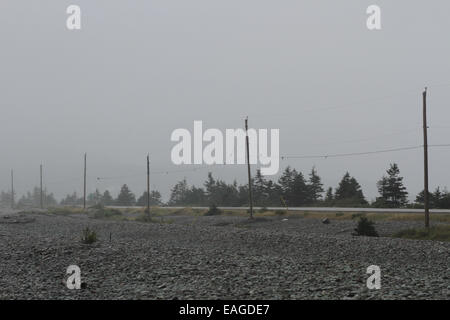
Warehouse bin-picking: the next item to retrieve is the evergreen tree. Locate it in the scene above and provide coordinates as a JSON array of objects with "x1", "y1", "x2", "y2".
[
  {"x1": 116, "y1": 184, "x2": 136, "y2": 206},
  {"x1": 278, "y1": 167, "x2": 310, "y2": 206},
  {"x1": 334, "y1": 172, "x2": 367, "y2": 206},
  {"x1": 254, "y1": 169, "x2": 268, "y2": 206},
  {"x1": 137, "y1": 190, "x2": 162, "y2": 206},
  {"x1": 265, "y1": 180, "x2": 281, "y2": 206},
  {"x1": 0, "y1": 191, "x2": 13, "y2": 207},
  {"x1": 278, "y1": 167, "x2": 295, "y2": 196},
  {"x1": 101, "y1": 190, "x2": 114, "y2": 205},
  {"x1": 204, "y1": 172, "x2": 217, "y2": 204},
  {"x1": 416, "y1": 187, "x2": 450, "y2": 209},
  {"x1": 187, "y1": 186, "x2": 207, "y2": 206},
  {"x1": 307, "y1": 167, "x2": 324, "y2": 202},
  {"x1": 87, "y1": 189, "x2": 102, "y2": 206},
  {"x1": 43, "y1": 189, "x2": 57, "y2": 207},
  {"x1": 169, "y1": 179, "x2": 190, "y2": 205},
  {"x1": 60, "y1": 192, "x2": 82, "y2": 206},
  {"x1": 325, "y1": 187, "x2": 334, "y2": 204},
  {"x1": 290, "y1": 171, "x2": 310, "y2": 206},
  {"x1": 376, "y1": 163, "x2": 408, "y2": 207}
]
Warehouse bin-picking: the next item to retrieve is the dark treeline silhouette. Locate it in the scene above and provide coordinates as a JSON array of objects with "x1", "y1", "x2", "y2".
[
  {"x1": 165, "y1": 163, "x2": 449, "y2": 209},
  {"x1": 58, "y1": 185, "x2": 162, "y2": 207},
  {"x1": 0, "y1": 187, "x2": 57, "y2": 209},
  {"x1": 2, "y1": 163, "x2": 450, "y2": 209},
  {"x1": 166, "y1": 167, "x2": 370, "y2": 208}
]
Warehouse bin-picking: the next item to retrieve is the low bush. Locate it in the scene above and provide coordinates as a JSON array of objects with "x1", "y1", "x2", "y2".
[
  {"x1": 81, "y1": 227, "x2": 98, "y2": 244},
  {"x1": 205, "y1": 204, "x2": 222, "y2": 216},
  {"x1": 353, "y1": 217, "x2": 378, "y2": 237}
]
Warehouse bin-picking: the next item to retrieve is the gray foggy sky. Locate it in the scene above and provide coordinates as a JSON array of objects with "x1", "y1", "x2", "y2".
[{"x1": 1, "y1": 0, "x2": 450, "y2": 202}]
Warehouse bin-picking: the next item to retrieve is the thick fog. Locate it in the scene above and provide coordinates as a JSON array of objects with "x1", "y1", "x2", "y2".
[{"x1": 1, "y1": 0, "x2": 450, "y2": 202}]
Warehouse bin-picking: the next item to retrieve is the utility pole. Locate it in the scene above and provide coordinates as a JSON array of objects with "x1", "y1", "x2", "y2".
[
  {"x1": 245, "y1": 117, "x2": 254, "y2": 219},
  {"x1": 423, "y1": 87, "x2": 430, "y2": 228},
  {"x1": 146, "y1": 154, "x2": 150, "y2": 215},
  {"x1": 83, "y1": 153, "x2": 87, "y2": 210},
  {"x1": 11, "y1": 169, "x2": 14, "y2": 209},
  {"x1": 40, "y1": 164, "x2": 43, "y2": 209}
]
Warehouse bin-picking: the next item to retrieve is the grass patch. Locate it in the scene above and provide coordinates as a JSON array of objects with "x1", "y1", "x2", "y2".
[
  {"x1": 393, "y1": 225, "x2": 450, "y2": 242},
  {"x1": 135, "y1": 213, "x2": 174, "y2": 224},
  {"x1": 80, "y1": 206, "x2": 450, "y2": 223},
  {"x1": 81, "y1": 227, "x2": 98, "y2": 244},
  {"x1": 47, "y1": 207, "x2": 85, "y2": 215},
  {"x1": 91, "y1": 207, "x2": 123, "y2": 219},
  {"x1": 167, "y1": 207, "x2": 205, "y2": 216}
]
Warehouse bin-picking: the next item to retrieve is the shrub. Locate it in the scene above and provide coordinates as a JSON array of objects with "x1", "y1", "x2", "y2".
[
  {"x1": 81, "y1": 227, "x2": 98, "y2": 244},
  {"x1": 353, "y1": 217, "x2": 378, "y2": 237},
  {"x1": 205, "y1": 204, "x2": 222, "y2": 216},
  {"x1": 275, "y1": 210, "x2": 286, "y2": 216}
]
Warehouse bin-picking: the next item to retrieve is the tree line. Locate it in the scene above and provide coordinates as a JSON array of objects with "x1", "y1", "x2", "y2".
[{"x1": 1, "y1": 163, "x2": 450, "y2": 209}]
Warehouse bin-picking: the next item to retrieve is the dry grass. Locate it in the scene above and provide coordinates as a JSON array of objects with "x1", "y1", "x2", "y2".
[
  {"x1": 161, "y1": 207, "x2": 450, "y2": 223},
  {"x1": 47, "y1": 207, "x2": 85, "y2": 215},
  {"x1": 393, "y1": 225, "x2": 450, "y2": 242},
  {"x1": 42, "y1": 206, "x2": 450, "y2": 223}
]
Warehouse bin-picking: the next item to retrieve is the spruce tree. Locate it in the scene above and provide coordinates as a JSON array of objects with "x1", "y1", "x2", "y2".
[
  {"x1": 376, "y1": 163, "x2": 408, "y2": 207},
  {"x1": 308, "y1": 167, "x2": 324, "y2": 202},
  {"x1": 116, "y1": 184, "x2": 136, "y2": 206},
  {"x1": 325, "y1": 187, "x2": 334, "y2": 204},
  {"x1": 101, "y1": 190, "x2": 114, "y2": 205},
  {"x1": 137, "y1": 190, "x2": 162, "y2": 206},
  {"x1": 335, "y1": 172, "x2": 367, "y2": 206}
]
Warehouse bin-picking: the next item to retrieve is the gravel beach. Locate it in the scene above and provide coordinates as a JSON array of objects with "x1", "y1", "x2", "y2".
[{"x1": 0, "y1": 210, "x2": 448, "y2": 300}]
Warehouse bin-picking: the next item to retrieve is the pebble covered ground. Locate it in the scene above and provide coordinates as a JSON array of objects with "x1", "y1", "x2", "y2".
[{"x1": 0, "y1": 210, "x2": 448, "y2": 300}]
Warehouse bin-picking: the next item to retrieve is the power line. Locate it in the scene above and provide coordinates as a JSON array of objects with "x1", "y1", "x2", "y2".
[
  {"x1": 281, "y1": 146, "x2": 423, "y2": 160},
  {"x1": 96, "y1": 164, "x2": 228, "y2": 181},
  {"x1": 282, "y1": 144, "x2": 450, "y2": 160},
  {"x1": 304, "y1": 127, "x2": 420, "y2": 148},
  {"x1": 251, "y1": 86, "x2": 431, "y2": 119},
  {"x1": 429, "y1": 144, "x2": 450, "y2": 148},
  {"x1": 17, "y1": 144, "x2": 450, "y2": 185}
]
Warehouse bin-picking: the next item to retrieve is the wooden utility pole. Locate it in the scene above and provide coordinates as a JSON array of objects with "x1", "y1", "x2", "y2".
[
  {"x1": 11, "y1": 169, "x2": 14, "y2": 209},
  {"x1": 83, "y1": 153, "x2": 87, "y2": 210},
  {"x1": 40, "y1": 164, "x2": 43, "y2": 209},
  {"x1": 423, "y1": 88, "x2": 430, "y2": 228},
  {"x1": 245, "y1": 117, "x2": 254, "y2": 219},
  {"x1": 146, "y1": 154, "x2": 150, "y2": 215}
]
